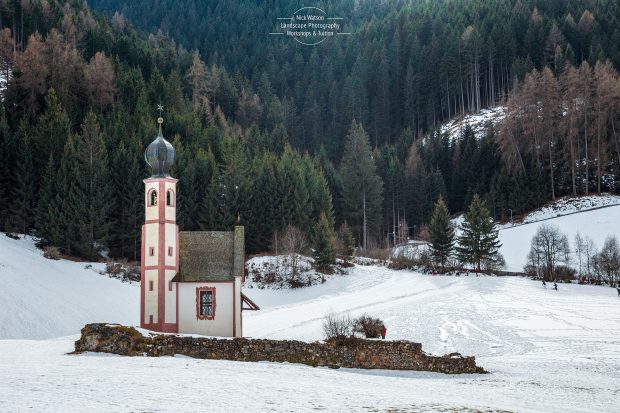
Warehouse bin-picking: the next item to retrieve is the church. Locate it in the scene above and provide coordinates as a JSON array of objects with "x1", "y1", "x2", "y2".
[{"x1": 140, "y1": 116, "x2": 259, "y2": 337}]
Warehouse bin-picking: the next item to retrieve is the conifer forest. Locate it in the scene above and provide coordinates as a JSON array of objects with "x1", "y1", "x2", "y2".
[{"x1": 2, "y1": 0, "x2": 620, "y2": 260}]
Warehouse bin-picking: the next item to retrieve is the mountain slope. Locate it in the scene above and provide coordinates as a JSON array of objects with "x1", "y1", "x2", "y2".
[{"x1": 0, "y1": 234, "x2": 137, "y2": 339}]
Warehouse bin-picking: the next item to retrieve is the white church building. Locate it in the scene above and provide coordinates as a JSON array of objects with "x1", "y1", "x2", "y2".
[{"x1": 140, "y1": 117, "x2": 258, "y2": 337}]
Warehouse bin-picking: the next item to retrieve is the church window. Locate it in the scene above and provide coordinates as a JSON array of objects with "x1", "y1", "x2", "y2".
[
  {"x1": 166, "y1": 189, "x2": 174, "y2": 206},
  {"x1": 148, "y1": 189, "x2": 158, "y2": 206},
  {"x1": 196, "y1": 287, "x2": 216, "y2": 320}
]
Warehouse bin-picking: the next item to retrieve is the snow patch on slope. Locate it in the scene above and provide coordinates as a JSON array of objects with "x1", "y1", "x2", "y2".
[
  {"x1": 0, "y1": 234, "x2": 137, "y2": 339},
  {"x1": 440, "y1": 106, "x2": 506, "y2": 140}
]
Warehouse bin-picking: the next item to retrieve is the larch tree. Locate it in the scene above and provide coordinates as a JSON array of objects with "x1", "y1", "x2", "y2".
[
  {"x1": 84, "y1": 51, "x2": 116, "y2": 111},
  {"x1": 14, "y1": 32, "x2": 47, "y2": 120}
]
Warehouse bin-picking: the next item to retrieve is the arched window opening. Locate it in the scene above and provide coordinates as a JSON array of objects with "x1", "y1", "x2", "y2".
[
  {"x1": 148, "y1": 190, "x2": 158, "y2": 206},
  {"x1": 166, "y1": 189, "x2": 174, "y2": 206}
]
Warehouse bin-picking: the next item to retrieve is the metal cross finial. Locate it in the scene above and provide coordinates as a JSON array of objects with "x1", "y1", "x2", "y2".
[{"x1": 156, "y1": 104, "x2": 164, "y2": 133}]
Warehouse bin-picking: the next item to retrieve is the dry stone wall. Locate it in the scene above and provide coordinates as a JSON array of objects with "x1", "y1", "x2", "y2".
[{"x1": 74, "y1": 324, "x2": 485, "y2": 374}]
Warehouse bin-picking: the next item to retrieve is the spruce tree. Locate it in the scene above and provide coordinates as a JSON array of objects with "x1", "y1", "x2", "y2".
[
  {"x1": 10, "y1": 122, "x2": 35, "y2": 233},
  {"x1": 74, "y1": 112, "x2": 111, "y2": 258},
  {"x1": 56, "y1": 134, "x2": 81, "y2": 255},
  {"x1": 340, "y1": 120, "x2": 383, "y2": 249},
  {"x1": 313, "y1": 211, "x2": 336, "y2": 272},
  {"x1": 35, "y1": 154, "x2": 60, "y2": 244},
  {"x1": 456, "y1": 194, "x2": 502, "y2": 271},
  {"x1": 337, "y1": 221, "x2": 355, "y2": 265},
  {"x1": 429, "y1": 196, "x2": 454, "y2": 271}
]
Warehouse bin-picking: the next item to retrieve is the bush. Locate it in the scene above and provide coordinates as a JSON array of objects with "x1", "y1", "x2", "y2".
[
  {"x1": 352, "y1": 314, "x2": 385, "y2": 338},
  {"x1": 105, "y1": 261, "x2": 140, "y2": 282},
  {"x1": 43, "y1": 246, "x2": 61, "y2": 260},
  {"x1": 322, "y1": 312, "x2": 352, "y2": 340}
]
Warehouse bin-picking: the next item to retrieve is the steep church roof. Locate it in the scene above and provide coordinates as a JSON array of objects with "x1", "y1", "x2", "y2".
[{"x1": 173, "y1": 226, "x2": 245, "y2": 282}]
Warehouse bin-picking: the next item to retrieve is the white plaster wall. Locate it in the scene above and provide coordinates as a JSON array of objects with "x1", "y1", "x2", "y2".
[
  {"x1": 164, "y1": 224, "x2": 176, "y2": 267},
  {"x1": 165, "y1": 269, "x2": 177, "y2": 324},
  {"x1": 144, "y1": 223, "x2": 159, "y2": 267},
  {"x1": 235, "y1": 277, "x2": 242, "y2": 337},
  {"x1": 144, "y1": 269, "x2": 158, "y2": 324},
  {"x1": 177, "y1": 282, "x2": 235, "y2": 337}
]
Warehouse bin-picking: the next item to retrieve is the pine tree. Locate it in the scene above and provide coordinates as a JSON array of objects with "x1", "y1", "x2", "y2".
[
  {"x1": 340, "y1": 120, "x2": 383, "y2": 249},
  {"x1": 313, "y1": 211, "x2": 336, "y2": 272},
  {"x1": 429, "y1": 196, "x2": 454, "y2": 271},
  {"x1": 456, "y1": 194, "x2": 502, "y2": 271}
]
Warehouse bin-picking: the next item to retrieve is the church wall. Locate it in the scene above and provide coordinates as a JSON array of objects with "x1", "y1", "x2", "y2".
[
  {"x1": 144, "y1": 223, "x2": 158, "y2": 267},
  {"x1": 144, "y1": 269, "x2": 158, "y2": 324},
  {"x1": 164, "y1": 269, "x2": 177, "y2": 324},
  {"x1": 177, "y1": 282, "x2": 236, "y2": 337},
  {"x1": 234, "y1": 276, "x2": 242, "y2": 337},
  {"x1": 164, "y1": 224, "x2": 176, "y2": 267}
]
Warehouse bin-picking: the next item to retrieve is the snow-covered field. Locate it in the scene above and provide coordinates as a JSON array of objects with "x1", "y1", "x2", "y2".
[{"x1": 1, "y1": 233, "x2": 620, "y2": 411}]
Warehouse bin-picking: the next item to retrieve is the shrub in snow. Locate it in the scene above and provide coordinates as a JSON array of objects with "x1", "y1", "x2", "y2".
[
  {"x1": 43, "y1": 245, "x2": 61, "y2": 260},
  {"x1": 105, "y1": 261, "x2": 140, "y2": 283},
  {"x1": 322, "y1": 312, "x2": 353, "y2": 340},
  {"x1": 352, "y1": 315, "x2": 385, "y2": 339}
]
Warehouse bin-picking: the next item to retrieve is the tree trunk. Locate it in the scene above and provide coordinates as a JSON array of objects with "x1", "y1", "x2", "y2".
[{"x1": 362, "y1": 191, "x2": 367, "y2": 250}]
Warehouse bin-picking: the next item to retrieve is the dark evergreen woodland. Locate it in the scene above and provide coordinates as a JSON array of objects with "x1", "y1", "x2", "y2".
[{"x1": 1, "y1": 0, "x2": 620, "y2": 260}]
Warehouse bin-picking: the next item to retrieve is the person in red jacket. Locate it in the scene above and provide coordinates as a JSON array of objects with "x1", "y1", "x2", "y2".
[{"x1": 380, "y1": 325, "x2": 387, "y2": 340}]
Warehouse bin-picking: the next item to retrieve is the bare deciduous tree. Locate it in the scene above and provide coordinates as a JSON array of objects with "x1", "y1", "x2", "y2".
[
  {"x1": 280, "y1": 225, "x2": 308, "y2": 281},
  {"x1": 593, "y1": 236, "x2": 620, "y2": 287},
  {"x1": 527, "y1": 224, "x2": 570, "y2": 281}
]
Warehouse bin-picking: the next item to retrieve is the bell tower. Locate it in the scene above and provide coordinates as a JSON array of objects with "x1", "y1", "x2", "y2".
[{"x1": 141, "y1": 114, "x2": 179, "y2": 332}]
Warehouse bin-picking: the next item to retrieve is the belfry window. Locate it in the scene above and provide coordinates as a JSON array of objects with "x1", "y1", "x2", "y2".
[
  {"x1": 148, "y1": 190, "x2": 158, "y2": 206},
  {"x1": 166, "y1": 189, "x2": 174, "y2": 206}
]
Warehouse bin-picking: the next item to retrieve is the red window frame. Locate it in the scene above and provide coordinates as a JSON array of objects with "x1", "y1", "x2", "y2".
[{"x1": 195, "y1": 287, "x2": 216, "y2": 320}]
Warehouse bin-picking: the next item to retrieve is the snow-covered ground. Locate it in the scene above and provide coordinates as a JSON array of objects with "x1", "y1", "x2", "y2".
[
  {"x1": 440, "y1": 106, "x2": 506, "y2": 141},
  {"x1": 0, "y1": 234, "x2": 137, "y2": 339},
  {"x1": 1, "y1": 233, "x2": 620, "y2": 411}
]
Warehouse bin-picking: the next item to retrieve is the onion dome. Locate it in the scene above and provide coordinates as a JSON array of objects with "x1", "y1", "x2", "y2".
[{"x1": 145, "y1": 117, "x2": 175, "y2": 178}]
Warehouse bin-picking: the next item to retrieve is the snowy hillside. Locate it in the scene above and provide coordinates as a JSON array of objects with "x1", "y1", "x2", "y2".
[
  {"x1": 0, "y1": 234, "x2": 137, "y2": 339},
  {"x1": 440, "y1": 106, "x2": 506, "y2": 140},
  {"x1": 496, "y1": 194, "x2": 620, "y2": 272}
]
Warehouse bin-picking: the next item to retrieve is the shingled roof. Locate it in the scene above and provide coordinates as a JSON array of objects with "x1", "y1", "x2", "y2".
[{"x1": 173, "y1": 226, "x2": 244, "y2": 282}]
